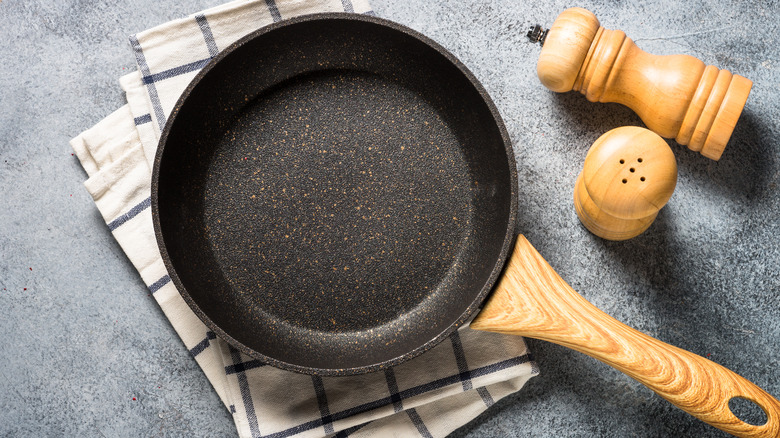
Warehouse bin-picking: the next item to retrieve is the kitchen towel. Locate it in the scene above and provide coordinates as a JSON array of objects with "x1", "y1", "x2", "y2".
[{"x1": 71, "y1": 1, "x2": 539, "y2": 437}]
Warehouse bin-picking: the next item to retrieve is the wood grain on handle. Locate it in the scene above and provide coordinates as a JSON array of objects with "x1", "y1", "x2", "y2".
[{"x1": 471, "y1": 235, "x2": 780, "y2": 437}]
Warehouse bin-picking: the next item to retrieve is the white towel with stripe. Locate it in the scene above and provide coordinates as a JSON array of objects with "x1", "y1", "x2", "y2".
[{"x1": 71, "y1": 1, "x2": 539, "y2": 437}]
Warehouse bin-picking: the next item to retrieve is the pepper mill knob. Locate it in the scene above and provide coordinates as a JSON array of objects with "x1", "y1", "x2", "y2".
[
  {"x1": 536, "y1": 7, "x2": 752, "y2": 161},
  {"x1": 574, "y1": 126, "x2": 677, "y2": 241}
]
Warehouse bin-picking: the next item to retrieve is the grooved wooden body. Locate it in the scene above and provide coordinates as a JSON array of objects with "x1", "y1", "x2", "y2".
[
  {"x1": 472, "y1": 236, "x2": 780, "y2": 437},
  {"x1": 537, "y1": 7, "x2": 752, "y2": 160},
  {"x1": 574, "y1": 173, "x2": 656, "y2": 240}
]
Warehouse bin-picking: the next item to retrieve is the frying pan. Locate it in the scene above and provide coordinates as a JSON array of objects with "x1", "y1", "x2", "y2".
[{"x1": 152, "y1": 13, "x2": 780, "y2": 437}]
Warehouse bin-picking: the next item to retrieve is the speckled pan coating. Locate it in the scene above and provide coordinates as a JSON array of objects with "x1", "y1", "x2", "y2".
[{"x1": 152, "y1": 13, "x2": 517, "y2": 376}]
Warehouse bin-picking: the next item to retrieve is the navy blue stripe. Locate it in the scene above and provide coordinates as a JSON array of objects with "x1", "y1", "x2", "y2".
[
  {"x1": 265, "y1": 0, "x2": 282, "y2": 22},
  {"x1": 450, "y1": 331, "x2": 473, "y2": 391},
  {"x1": 477, "y1": 387, "x2": 495, "y2": 407},
  {"x1": 189, "y1": 338, "x2": 210, "y2": 357},
  {"x1": 129, "y1": 35, "x2": 167, "y2": 131},
  {"x1": 406, "y1": 408, "x2": 433, "y2": 438},
  {"x1": 133, "y1": 113, "x2": 152, "y2": 125},
  {"x1": 194, "y1": 14, "x2": 219, "y2": 58},
  {"x1": 141, "y1": 58, "x2": 211, "y2": 85},
  {"x1": 229, "y1": 346, "x2": 261, "y2": 437},
  {"x1": 334, "y1": 423, "x2": 366, "y2": 437},
  {"x1": 148, "y1": 274, "x2": 170, "y2": 294},
  {"x1": 262, "y1": 354, "x2": 533, "y2": 438},
  {"x1": 225, "y1": 359, "x2": 266, "y2": 375},
  {"x1": 340, "y1": 0, "x2": 354, "y2": 12},
  {"x1": 383, "y1": 368, "x2": 403, "y2": 413},
  {"x1": 529, "y1": 352, "x2": 539, "y2": 375},
  {"x1": 311, "y1": 375, "x2": 334, "y2": 434},
  {"x1": 189, "y1": 331, "x2": 216, "y2": 357},
  {"x1": 107, "y1": 197, "x2": 151, "y2": 231}
]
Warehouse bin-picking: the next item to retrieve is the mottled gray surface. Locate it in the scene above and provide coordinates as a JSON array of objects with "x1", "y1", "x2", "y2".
[{"x1": 0, "y1": 0, "x2": 778, "y2": 437}]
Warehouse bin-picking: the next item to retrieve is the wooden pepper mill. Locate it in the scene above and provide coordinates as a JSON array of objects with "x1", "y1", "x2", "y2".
[
  {"x1": 530, "y1": 7, "x2": 752, "y2": 161},
  {"x1": 574, "y1": 126, "x2": 677, "y2": 240}
]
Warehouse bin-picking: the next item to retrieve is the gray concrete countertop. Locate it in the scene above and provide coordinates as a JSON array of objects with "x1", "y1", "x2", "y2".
[{"x1": 1, "y1": 0, "x2": 778, "y2": 436}]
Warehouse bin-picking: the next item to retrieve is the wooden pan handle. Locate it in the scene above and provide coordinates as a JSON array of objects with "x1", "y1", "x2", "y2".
[{"x1": 471, "y1": 235, "x2": 780, "y2": 437}]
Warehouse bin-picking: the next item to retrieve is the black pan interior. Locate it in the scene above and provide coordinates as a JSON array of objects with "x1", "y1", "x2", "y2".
[{"x1": 153, "y1": 14, "x2": 517, "y2": 375}]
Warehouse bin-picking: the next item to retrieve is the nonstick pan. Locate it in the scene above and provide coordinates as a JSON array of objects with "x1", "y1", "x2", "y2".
[{"x1": 152, "y1": 14, "x2": 780, "y2": 437}]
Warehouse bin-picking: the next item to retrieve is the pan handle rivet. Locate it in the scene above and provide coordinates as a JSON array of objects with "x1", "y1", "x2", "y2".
[{"x1": 573, "y1": 126, "x2": 677, "y2": 241}]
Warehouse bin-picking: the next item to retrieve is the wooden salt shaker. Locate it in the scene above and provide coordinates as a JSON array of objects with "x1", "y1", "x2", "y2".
[
  {"x1": 574, "y1": 126, "x2": 677, "y2": 241},
  {"x1": 530, "y1": 7, "x2": 752, "y2": 160}
]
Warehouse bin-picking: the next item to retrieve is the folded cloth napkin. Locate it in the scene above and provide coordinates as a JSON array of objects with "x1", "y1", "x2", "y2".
[{"x1": 71, "y1": 1, "x2": 539, "y2": 437}]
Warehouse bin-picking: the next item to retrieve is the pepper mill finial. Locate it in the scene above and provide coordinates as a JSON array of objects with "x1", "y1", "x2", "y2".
[
  {"x1": 526, "y1": 24, "x2": 548, "y2": 45},
  {"x1": 535, "y1": 7, "x2": 752, "y2": 161}
]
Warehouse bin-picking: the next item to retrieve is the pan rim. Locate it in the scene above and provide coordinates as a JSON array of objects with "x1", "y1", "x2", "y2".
[{"x1": 151, "y1": 12, "x2": 518, "y2": 376}]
